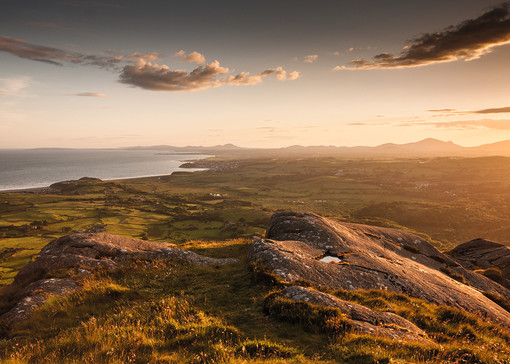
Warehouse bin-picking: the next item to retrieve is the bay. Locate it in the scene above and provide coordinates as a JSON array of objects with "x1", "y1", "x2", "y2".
[{"x1": 0, "y1": 149, "x2": 209, "y2": 191}]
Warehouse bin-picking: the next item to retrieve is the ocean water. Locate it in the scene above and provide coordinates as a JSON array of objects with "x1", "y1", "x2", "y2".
[{"x1": 0, "y1": 149, "x2": 209, "y2": 191}]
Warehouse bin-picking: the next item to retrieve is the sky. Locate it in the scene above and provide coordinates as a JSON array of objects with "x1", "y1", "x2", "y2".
[{"x1": 1, "y1": 0, "x2": 510, "y2": 148}]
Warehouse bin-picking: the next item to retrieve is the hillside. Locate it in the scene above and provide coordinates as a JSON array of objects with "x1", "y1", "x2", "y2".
[
  {"x1": 2, "y1": 156, "x2": 510, "y2": 362},
  {"x1": 2, "y1": 212, "x2": 510, "y2": 362}
]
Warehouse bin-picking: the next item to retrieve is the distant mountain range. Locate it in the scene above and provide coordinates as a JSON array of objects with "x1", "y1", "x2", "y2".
[{"x1": 126, "y1": 138, "x2": 510, "y2": 158}]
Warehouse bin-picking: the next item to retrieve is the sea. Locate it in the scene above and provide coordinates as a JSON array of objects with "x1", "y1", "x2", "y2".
[{"x1": 0, "y1": 149, "x2": 210, "y2": 191}]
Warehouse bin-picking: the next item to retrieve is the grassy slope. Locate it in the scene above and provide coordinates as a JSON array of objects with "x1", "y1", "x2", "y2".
[{"x1": 1, "y1": 240, "x2": 509, "y2": 363}]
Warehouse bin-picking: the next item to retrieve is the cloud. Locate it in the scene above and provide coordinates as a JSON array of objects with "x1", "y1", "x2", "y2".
[
  {"x1": 428, "y1": 106, "x2": 510, "y2": 115},
  {"x1": 174, "y1": 50, "x2": 206, "y2": 64},
  {"x1": 420, "y1": 119, "x2": 510, "y2": 130},
  {"x1": 119, "y1": 60, "x2": 299, "y2": 91},
  {"x1": 0, "y1": 35, "x2": 122, "y2": 69},
  {"x1": 287, "y1": 71, "x2": 300, "y2": 80},
  {"x1": 128, "y1": 52, "x2": 160, "y2": 62},
  {"x1": 304, "y1": 54, "x2": 318, "y2": 63},
  {"x1": 427, "y1": 108, "x2": 458, "y2": 113},
  {"x1": 0, "y1": 76, "x2": 32, "y2": 96},
  {"x1": 341, "y1": 3, "x2": 510, "y2": 69},
  {"x1": 0, "y1": 36, "x2": 299, "y2": 92},
  {"x1": 70, "y1": 92, "x2": 106, "y2": 97},
  {"x1": 473, "y1": 106, "x2": 510, "y2": 114},
  {"x1": 0, "y1": 36, "x2": 70, "y2": 66},
  {"x1": 120, "y1": 60, "x2": 229, "y2": 91}
]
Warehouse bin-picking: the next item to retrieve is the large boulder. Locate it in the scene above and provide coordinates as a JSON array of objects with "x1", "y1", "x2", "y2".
[
  {"x1": 447, "y1": 238, "x2": 510, "y2": 287},
  {"x1": 15, "y1": 233, "x2": 237, "y2": 285},
  {"x1": 250, "y1": 212, "x2": 510, "y2": 328},
  {"x1": 2, "y1": 233, "x2": 237, "y2": 324}
]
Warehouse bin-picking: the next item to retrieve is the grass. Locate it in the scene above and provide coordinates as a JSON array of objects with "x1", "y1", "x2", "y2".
[
  {"x1": 0, "y1": 243, "x2": 315, "y2": 363},
  {"x1": 2, "y1": 242, "x2": 510, "y2": 363}
]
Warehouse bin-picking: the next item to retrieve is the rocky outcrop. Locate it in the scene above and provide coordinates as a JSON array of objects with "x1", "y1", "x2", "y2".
[
  {"x1": 250, "y1": 212, "x2": 510, "y2": 328},
  {"x1": 278, "y1": 286, "x2": 429, "y2": 342},
  {"x1": 15, "y1": 233, "x2": 237, "y2": 285},
  {"x1": 0, "y1": 278, "x2": 79, "y2": 324},
  {"x1": 447, "y1": 238, "x2": 510, "y2": 287},
  {"x1": 2, "y1": 233, "x2": 237, "y2": 324}
]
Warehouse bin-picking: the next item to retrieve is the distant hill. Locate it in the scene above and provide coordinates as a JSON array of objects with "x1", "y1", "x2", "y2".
[{"x1": 124, "y1": 138, "x2": 510, "y2": 158}]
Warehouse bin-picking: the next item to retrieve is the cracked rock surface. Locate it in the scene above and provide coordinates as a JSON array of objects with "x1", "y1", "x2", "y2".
[
  {"x1": 0, "y1": 278, "x2": 79, "y2": 324},
  {"x1": 280, "y1": 286, "x2": 430, "y2": 342},
  {"x1": 2, "y1": 233, "x2": 237, "y2": 324},
  {"x1": 250, "y1": 211, "x2": 510, "y2": 328},
  {"x1": 15, "y1": 233, "x2": 237, "y2": 285}
]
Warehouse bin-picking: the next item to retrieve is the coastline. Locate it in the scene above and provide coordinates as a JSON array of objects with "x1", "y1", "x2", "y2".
[{"x1": 0, "y1": 162, "x2": 209, "y2": 194}]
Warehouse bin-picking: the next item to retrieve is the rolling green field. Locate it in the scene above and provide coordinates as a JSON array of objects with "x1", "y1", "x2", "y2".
[{"x1": 2, "y1": 155, "x2": 510, "y2": 285}]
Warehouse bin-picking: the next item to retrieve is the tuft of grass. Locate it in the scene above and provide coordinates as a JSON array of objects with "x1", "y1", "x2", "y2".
[
  {"x1": 440, "y1": 267, "x2": 468, "y2": 284},
  {"x1": 236, "y1": 339, "x2": 298, "y2": 359},
  {"x1": 477, "y1": 267, "x2": 506, "y2": 286},
  {"x1": 482, "y1": 291, "x2": 510, "y2": 312},
  {"x1": 263, "y1": 291, "x2": 352, "y2": 335}
]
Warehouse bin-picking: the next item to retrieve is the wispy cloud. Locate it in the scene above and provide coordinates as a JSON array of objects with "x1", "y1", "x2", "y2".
[
  {"x1": 119, "y1": 60, "x2": 299, "y2": 92},
  {"x1": 0, "y1": 36, "x2": 299, "y2": 92},
  {"x1": 339, "y1": 3, "x2": 510, "y2": 69},
  {"x1": 70, "y1": 92, "x2": 106, "y2": 97},
  {"x1": 416, "y1": 119, "x2": 510, "y2": 130},
  {"x1": 128, "y1": 52, "x2": 161, "y2": 62},
  {"x1": 174, "y1": 50, "x2": 206, "y2": 64},
  {"x1": 304, "y1": 54, "x2": 318, "y2": 63},
  {"x1": 0, "y1": 35, "x2": 122, "y2": 69},
  {"x1": 474, "y1": 106, "x2": 510, "y2": 114},
  {"x1": 427, "y1": 106, "x2": 510, "y2": 115},
  {"x1": 0, "y1": 76, "x2": 32, "y2": 96}
]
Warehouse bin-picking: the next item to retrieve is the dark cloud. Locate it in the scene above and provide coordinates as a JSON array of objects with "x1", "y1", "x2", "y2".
[
  {"x1": 119, "y1": 60, "x2": 299, "y2": 92},
  {"x1": 0, "y1": 35, "x2": 122, "y2": 69},
  {"x1": 119, "y1": 60, "x2": 230, "y2": 91},
  {"x1": 0, "y1": 35, "x2": 69, "y2": 66},
  {"x1": 341, "y1": 3, "x2": 510, "y2": 69},
  {"x1": 428, "y1": 106, "x2": 510, "y2": 115},
  {"x1": 427, "y1": 108, "x2": 457, "y2": 113},
  {"x1": 474, "y1": 106, "x2": 510, "y2": 114}
]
